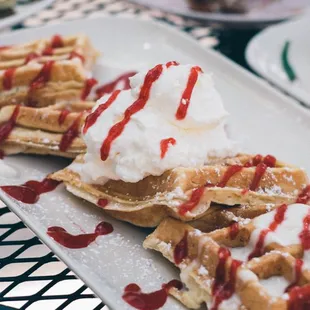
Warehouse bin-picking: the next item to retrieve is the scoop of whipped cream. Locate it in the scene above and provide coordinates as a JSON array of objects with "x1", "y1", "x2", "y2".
[{"x1": 80, "y1": 63, "x2": 236, "y2": 183}]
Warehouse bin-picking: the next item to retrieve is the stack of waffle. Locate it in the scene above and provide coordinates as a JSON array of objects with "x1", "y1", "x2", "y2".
[{"x1": 0, "y1": 34, "x2": 99, "y2": 158}]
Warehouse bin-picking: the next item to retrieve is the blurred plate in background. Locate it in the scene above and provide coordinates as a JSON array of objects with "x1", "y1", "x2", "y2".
[
  {"x1": 128, "y1": 0, "x2": 310, "y2": 27},
  {"x1": 0, "y1": 0, "x2": 54, "y2": 30},
  {"x1": 246, "y1": 17, "x2": 310, "y2": 106}
]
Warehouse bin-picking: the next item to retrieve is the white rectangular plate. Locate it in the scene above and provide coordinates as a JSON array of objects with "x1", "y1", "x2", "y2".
[
  {"x1": 246, "y1": 16, "x2": 310, "y2": 106},
  {"x1": 1, "y1": 16, "x2": 310, "y2": 310}
]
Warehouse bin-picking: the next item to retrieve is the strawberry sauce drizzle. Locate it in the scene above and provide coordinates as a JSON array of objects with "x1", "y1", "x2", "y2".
[
  {"x1": 0, "y1": 46, "x2": 11, "y2": 51},
  {"x1": 69, "y1": 51, "x2": 85, "y2": 64},
  {"x1": 50, "y1": 35, "x2": 64, "y2": 48},
  {"x1": 160, "y1": 138, "x2": 176, "y2": 159},
  {"x1": 0, "y1": 105, "x2": 20, "y2": 144},
  {"x1": 249, "y1": 163, "x2": 268, "y2": 191},
  {"x1": 30, "y1": 60, "x2": 54, "y2": 92},
  {"x1": 285, "y1": 258, "x2": 303, "y2": 293},
  {"x1": 3, "y1": 68, "x2": 16, "y2": 90},
  {"x1": 248, "y1": 204, "x2": 288, "y2": 260},
  {"x1": 97, "y1": 199, "x2": 108, "y2": 208},
  {"x1": 296, "y1": 185, "x2": 310, "y2": 204},
  {"x1": 81, "y1": 78, "x2": 98, "y2": 100},
  {"x1": 122, "y1": 280, "x2": 183, "y2": 310},
  {"x1": 59, "y1": 114, "x2": 82, "y2": 152},
  {"x1": 211, "y1": 247, "x2": 242, "y2": 310},
  {"x1": 178, "y1": 187, "x2": 205, "y2": 216},
  {"x1": 47, "y1": 221, "x2": 113, "y2": 249},
  {"x1": 58, "y1": 109, "x2": 70, "y2": 125},
  {"x1": 299, "y1": 210, "x2": 310, "y2": 251},
  {"x1": 229, "y1": 222, "x2": 240, "y2": 240},
  {"x1": 178, "y1": 154, "x2": 277, "y2": 215},
  {"x1": 95, "y1": 71, "x2": 137, "y2": 99},
  {"x1": 100, "y1": 64, "x2": 165, "y2": 161},
  {"x1": 217, "y1": 165, "x2": 243, "y2": 188},
  {"x1": 83, "y1": 90, "x2": 121, "y2": 134},
  {"x1": 42, "y1": 46, "x2": 53, "y2": 56},
  {"x1": 1, "y1": 177, "x2": 61, "y2": 204},
  {"x1": 287, "y1": 284, "x2": 310, "y2": 310},
  {"x1": 244, "y1": 154, "x2": 276, "y2": 168},
  {"x1": 24, "y1": 52, "x2": 39, "y2": 64},
  {"x1": 173, "y1": 230, "x2": 188, "y2": 264},
  {"x1": 175, "y1": 66, "x2": 202, "y2": 120}
]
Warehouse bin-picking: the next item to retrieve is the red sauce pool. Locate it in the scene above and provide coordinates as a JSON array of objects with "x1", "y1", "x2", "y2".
[
  {"x1": 47, "y1": 221, "x2": 113, "y2": 249},
  {"x1": 122, "y1": 279, "x2": 183, "y2": 310},
  {"x1": 1, "y1": 178, "x2": 61, "y2": 204}
]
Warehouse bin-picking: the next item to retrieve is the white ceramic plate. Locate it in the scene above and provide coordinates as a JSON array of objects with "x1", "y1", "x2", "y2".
[
  {"x1": 129, "y1": 0, "x2": 310, "y2": 27},
  {"x1": 246, "y1": 17, "x2": 310, "y2": 106},
  {"x1": 0, "y1": 0, "x2": 55, "y2": 30},
  {"x1": 1, "y1": 16, "x2": 310, "y2": 310}
]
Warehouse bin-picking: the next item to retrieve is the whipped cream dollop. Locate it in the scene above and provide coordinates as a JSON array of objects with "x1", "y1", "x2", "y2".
[{"x1": 80, "y1": 63, "x2": 236, "y2": 183}]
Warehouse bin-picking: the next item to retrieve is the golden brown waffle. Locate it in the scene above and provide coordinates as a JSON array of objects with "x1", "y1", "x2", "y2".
[
  {"x1": 144, "y1": 204, "x2": 310, "y2": 309},
  {"x1": 189, "y1": 203, "x2": 277, "y2": 232},
  {"x1": 0, "y1": 102, "x2": 95, "y2": 158},
  {"x1": 51, "y1": 154, "x2": 309, "y2": 227},
  {"x1": 0, "y1": 34, "x2": 99, "y2": 107}
]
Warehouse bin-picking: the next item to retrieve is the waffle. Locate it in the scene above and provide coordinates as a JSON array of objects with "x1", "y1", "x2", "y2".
[
  {"x1": 0, "y1": 102, "x2": 95, "y2": 158},
  {"x1": 144, "y1": 203, "x2": 310, "y2": 309},
  {"x1": 0, "y1": 34, "x2": 99, "y2": 107},
  {"x1": 51, "y1": 154, "x2": 309, "y2": 228}
]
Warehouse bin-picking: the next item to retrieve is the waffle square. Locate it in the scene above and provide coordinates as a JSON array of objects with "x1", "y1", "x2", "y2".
[
  {"x1": 0, "y1": 102, "x2": 95, "y2": 158},
  {"x1": 144, "y1": 203, "x2": 310, "y2": 309}
]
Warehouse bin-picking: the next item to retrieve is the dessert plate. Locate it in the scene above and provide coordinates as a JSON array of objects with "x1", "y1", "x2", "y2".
[
  {"x1": 0, "y1": 0, "x2": 55, "y2": 30},
  {"x1": 129, "y1": 0, "x2": 310, "y2": 28},
  {"x1": 1, "y1": 16, "x2": 310, "y2": 310},
  {"x1": 246, "y1": 17, "x2": 310, "y2": 106}
]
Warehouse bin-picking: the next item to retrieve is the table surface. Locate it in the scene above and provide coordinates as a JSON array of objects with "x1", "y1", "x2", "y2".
[{"x1": 0, "y1": 0, "x2": 292, "y2": 309}]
